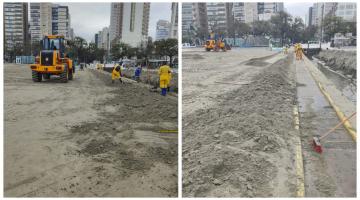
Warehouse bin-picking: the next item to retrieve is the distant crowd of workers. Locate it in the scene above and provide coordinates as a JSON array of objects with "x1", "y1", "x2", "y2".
[
  {"x1": 283, "y1": 43, "x2": 304, "y2": 60},
  {"x1": 111, "y1": 61, "x2": 173, "y2": 96}
]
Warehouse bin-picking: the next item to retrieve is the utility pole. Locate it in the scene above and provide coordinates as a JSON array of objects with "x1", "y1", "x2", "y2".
[{"x1": 320, "y1": 3, "x2": 324, "y2": 48}]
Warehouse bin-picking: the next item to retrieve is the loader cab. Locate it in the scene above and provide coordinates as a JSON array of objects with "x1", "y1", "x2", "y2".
[{"x1": 41, "y1": 36, "x2": 65, "y2": 57}]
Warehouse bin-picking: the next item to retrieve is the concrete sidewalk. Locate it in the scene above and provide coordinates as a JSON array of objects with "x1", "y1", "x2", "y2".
[{"x1": 295, "y1": 55, "x2": 356, "y2": 197}]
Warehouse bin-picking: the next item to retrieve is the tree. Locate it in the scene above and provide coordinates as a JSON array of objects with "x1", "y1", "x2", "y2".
[
  {"x1": 141, "y1": 37, "x2": 154, "y2": 66},
  {"x1": 231, "y1": 21, "x2": 252, "y2": 46},
  {"x1": 303, "y1": 25, "x2": 318, "y2": 42},
  {"x1": 345, "y1": 21, "x2": 356, "y2": 36},
  {"x1": 234, "y1": 21, "x2": 251, "y2": 39},
  {"x1": 66, "y1": 36, "x2": 88, "y2": 63},
  {"x1": 126, "y1": 47, "x2": 138, "y2": 59},
  {"x1": 95, "y1": 48, "x2": 106, "y2": 63},
  {"x1": 252, "y1": 20, "x2": 271, "y2": 36},
  {"x1": 195, "y1": 26, "x2": 209, "y2": 42},
  {"x1": 154, "y1": 38, "x2": 178, "y2": 66},
  {"x1": 289, "y1": 17, "x2": 305, "y2": 43},
  {"x1": 270, "y1": 11, "x2": 292, "y2": 45},
  {"x1": 323, "y1": 14, "x2": 346, "y2": 41},
  {"x1": 85, "y1": 42, "x2": 98, "y2": 63},
  {"x1": 110, "y1": 42, "x2": 131, "y2": 61}
]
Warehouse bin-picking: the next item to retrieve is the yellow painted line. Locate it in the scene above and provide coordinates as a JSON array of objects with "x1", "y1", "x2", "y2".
[
  {"x1": 306, "y1": 64, "x2": 357, "y2": 142},
  {"x1": 293, "y1": 106, "x2": 305, "y2": 197}
]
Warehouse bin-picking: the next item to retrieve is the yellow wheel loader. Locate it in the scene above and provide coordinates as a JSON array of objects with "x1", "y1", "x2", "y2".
[
  {"x1": 205, "y1": 39, "x2": 216, "y2": 51},
  {"x1": 30, "y1": 35, "x2": 74, "y2": 83},
  {"x1": 204, "y1": 38, "x2": 227, "y2": 52}
]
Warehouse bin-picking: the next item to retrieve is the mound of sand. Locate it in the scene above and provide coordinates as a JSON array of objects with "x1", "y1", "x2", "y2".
[{"x1": 316, "y1": 50, "x2": 356, "y2": 77}]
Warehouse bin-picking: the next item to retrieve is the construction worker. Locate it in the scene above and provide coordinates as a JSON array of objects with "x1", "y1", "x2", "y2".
[
  {"x1": 295, "y1": 43, "x2": 303, "y2": 60},
  {"x1": 298, "y1": 44, "x2": 303, "y2": 60},
  {"x1": 134, "y1": 64, "x2": 142, "y2": 82},
  {"x1": 294, "y1": 43, "x2": 299, "y2": 60},
  {"x1": 158, "y1": 62, "x2": 171, "y2": 96},
  {"x1": 283, "y1": 45, "x2": 288, "y2": 54},
  {"x1": 112, "y1": 63, "x2": 123, "y2": 84}
]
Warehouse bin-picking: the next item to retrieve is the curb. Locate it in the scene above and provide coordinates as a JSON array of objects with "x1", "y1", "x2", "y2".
[
  {"x1": 293, "y1": 105, "x2": 305, "y2": 197},
  {"x1": 304, "y1": 61, "x2": 357, "y2": 142}
]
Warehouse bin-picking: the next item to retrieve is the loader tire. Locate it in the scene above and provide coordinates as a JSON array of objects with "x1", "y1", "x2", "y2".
[
  {"x1": 68, "y1": 68, "x2": 73, "y2": 80},
  {"x1": 60, "y1": 64, "x2": 69, "y2": 83},
  {"x1": 32, "y1": 71, "x2": 42, "y2": 82},
  {"x1": 206, "y1": 48, "x2": 211, "y2": 51}
]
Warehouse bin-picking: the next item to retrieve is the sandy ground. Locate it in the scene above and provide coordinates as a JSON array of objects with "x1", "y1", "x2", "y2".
[
  {"x1": 182, "y1": 48, "x2": 298, "y2": 197},
  {"x1": 4, "y1": 64, "x2": 178, "y2": 197}
]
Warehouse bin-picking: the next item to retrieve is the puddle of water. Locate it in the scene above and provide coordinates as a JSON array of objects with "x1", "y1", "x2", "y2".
[{"x1": 311, "y1": 58, "x2": 357, "y2": 103}]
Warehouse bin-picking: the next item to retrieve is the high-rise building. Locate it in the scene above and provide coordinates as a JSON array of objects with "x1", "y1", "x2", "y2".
[
  {"x1": 169, "y1": 3, "x2": 178, "y2": 39},
  {"x1": 95, "y1": 33, "x2": 99, "y2": 47},
  {"x1": 193, "y1": 3, "x2": 208, "y2": 37},
  {"x1": 29, "y1": 3, "x2": 52, "y2": 42},
  {"x1": 335, "y1": 3, "x2": 356, "y2": 22},
  {"x1": 233, "y1": 3, "x2": 245, "y2": 23},
  {"x1": 30, "y1": 3, "x2": 72, "y2": 41},
  {"x1": 258, "y1": 2, "x2": 284, "y2": 21},
  {"x1": 312, "y1": 3, "x2": 337, "y2": 27},
  {"x1": 109, "y1": 3, "x2": 150, "y2": 47},
  {"x1": 182, "y1": 3, "x2": 193, "y2": 35},
  {"x1": 109, "y1": 3, "x2": 124, "y2": 42},
  {"x1": 244, "y1": 3, "x2": 258, "y2": 24},
  {"x1": 206, "y1": 3, "x2": 227, "y2": 32},
  {"x1": 52, "y1": 5, "x2": 71, "y2": 39},
  {"x1": 182, "y1": 3, "x2": 208, "y2": 38},
  {"x1": 99, "y1": 27, "x2": 110, "y2": 50},
  {"x1": 306, "y1": 6, "x2": 313, "y2": 27},
  {"x1": 97, "y1": 30, "x2": 102, "y2": 48},
  {"x1": 225, "y1": 3, "x2": 234, "y2": 32},
  {"x1": 69, "y1": 28, "x2": 74, "y2": 39},
  {"x1": 3, "y1": 3, "x2": 29, "y2": 55},
  {"x1": 232, "y1": 3, "x2": 258, "y2": 24},
  {"x1": 156, "y1": 20, "x2": 170, "y2": 41}
]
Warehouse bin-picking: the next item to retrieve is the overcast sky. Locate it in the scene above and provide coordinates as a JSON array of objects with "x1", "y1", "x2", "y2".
[
  {"x1": 55, "y1": 2, "x2": 312, "y2": 42},
  {"x1": 284, "y1": 2, "x2": 313, "y2": 22},
  {"x1": 60, "y1": 3, "x2": 172, "y2": 43}
]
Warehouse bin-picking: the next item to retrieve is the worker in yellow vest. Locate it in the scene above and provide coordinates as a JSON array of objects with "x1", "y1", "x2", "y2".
[
  {"x1": 112, "y1": 63, "x2": 123, "y2": 84},
  {"x1": 295, "y1": 43, "x2": 303, "y2": 60},
  {"x1": 158, "y1": 62, "x2": 172, "y2": 96},
  {"x1": 294, "y1": 43, "x2": 299, "y2": 60}
]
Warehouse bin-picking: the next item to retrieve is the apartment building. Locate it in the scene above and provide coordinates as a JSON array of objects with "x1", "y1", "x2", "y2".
[
  {"x1": 3, "y1": 2, "x2": 29, "y2": 54},
  {"x1": 29, "y1": 3, "x2": 72, "y2": 41},
  {"x1": 109, "y1": 3, "x2": 150, "y2": 47},
  {"x1": 336, "y1": 3, "x2": 356, "y2": 22},
  {"x1": 206, "y1": 3, "x2": 227, "y2": 31},
  {"x1": 169, "y1": 3, "x2": 178, "y2": 39},
  {"x1": 182, "y1": 3, "x2": 193, "y2": 35},
  {"x1": 29, "y1": 3, "x2": 52, "y2": 42},
  {"x1": 156, "y1": 20, "x2": 170, "y2": 41},
  {"x1": 193, "y1": 3, "x2": 208, "y2": 37},
  {"x1": 52, "y1": 5, "x2": 71, "y2": 39},
  {"x1": 258, "y1": 2, "x2": 284, "y2": 21}
]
